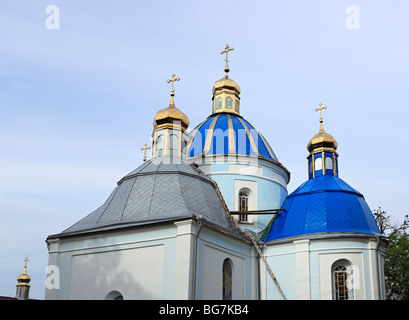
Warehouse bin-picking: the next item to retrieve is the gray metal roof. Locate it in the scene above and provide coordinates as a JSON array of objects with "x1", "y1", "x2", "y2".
[{"x1": 49, "y1": 156, "x2": 237, "y2": 238}]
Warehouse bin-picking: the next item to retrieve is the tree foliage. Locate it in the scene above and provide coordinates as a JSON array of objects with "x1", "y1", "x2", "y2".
[{"x1": 373, "y1": 207, "x2": 409, "y2": 300}]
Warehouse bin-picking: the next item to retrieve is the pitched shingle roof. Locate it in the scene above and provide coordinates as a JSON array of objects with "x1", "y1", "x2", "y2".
[{"x1": 48, "y1": 156, "x2": 238, "y2": 238}]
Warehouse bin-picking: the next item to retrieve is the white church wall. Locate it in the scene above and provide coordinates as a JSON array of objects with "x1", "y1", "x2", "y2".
[
  {"x1": 201, "y1": 244, "x2": 246, "y2": 299},
  {"x1": 264, "y1": 235, "x2": 383, "y2": 300},
  {"x1": 264, "y1": 242, "x2": 297, "y2": 300},
  {"x1": 196, "y1": 227, "x2": 255, "y2": 300},
  {"x1": 69, "y1": 245, "x2": 164, "y2": 299},
  {"x1": 46, "y1": 223, "x2": 181, "y2": 300},
  {"x1": 309, "y1": 237, "x2": 376, "y2": 300},
  {"x1": 46, "y1": 219, "x2": 257, "y2": 300},
  {"x1": 317, "y1": 251, "x2": 365, "y2": 300}
]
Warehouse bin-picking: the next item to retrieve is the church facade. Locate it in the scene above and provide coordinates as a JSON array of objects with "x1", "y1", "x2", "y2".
[{"x1": 45, "y1": 46, "x2": 386, "y2": 300}]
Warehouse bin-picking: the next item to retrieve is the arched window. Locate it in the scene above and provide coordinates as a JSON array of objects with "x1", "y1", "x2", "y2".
[
  {"x1": 105, "y1": 290, "x2": 124, "y2": 300},
  {"x1": 222, "y1": 259, "x2": 232, "y2": 300},
  {"x1": 226, "y1": 97, "x2": 233, "y2": 109},
  {"x1": 169, "y1": 133, "x2": 179, "y2": 157},
  {"x1": 239, "y1": 191, "x2": 248, "y2": 222},
  {"x1": 325, "y1": 156, "x2": 333, "y2": 170},
  {"x1": 181, "y1": 138, "x2": 187, "y2": 154},
  {"x1": 156, "y1": 135, "x2": 164, "y2": 157},
  {"x1": 235, "y1": 100, "x2": 239, "y2": 112},
  {"x1": 216, "y1": 97, "x2": 222, "y2": 109},
  {"x1": 315, "y1": 157, "x2": 322, "y2": 171},
  {"x1": 332, "y1": 260, "x2": 354, "y2": 300}
]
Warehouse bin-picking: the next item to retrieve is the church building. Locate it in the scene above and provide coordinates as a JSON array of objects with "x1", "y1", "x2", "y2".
[{"x1": 45, "y1": 45, "x2": 386, "y2": 300}]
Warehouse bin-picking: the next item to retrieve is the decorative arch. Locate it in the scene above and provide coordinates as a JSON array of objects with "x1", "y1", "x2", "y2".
[{"x1": 332, "y1": 259, "x2": 354, "y2": 300}]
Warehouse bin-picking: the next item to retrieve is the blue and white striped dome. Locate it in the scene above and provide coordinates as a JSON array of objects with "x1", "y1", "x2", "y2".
[{"x1": 187, "y1": 113, "x2": 282, "y2": 164}]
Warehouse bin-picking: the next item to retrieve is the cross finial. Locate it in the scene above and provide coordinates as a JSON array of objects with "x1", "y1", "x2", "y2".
[
  {"x1": 167, "y1": 73, "x2": 180, "y2": 96},
  {"x1": 140, "y1": 143, "x2": 151, "y2": 162},
  {"x1": 24, "y1": 257, "x2": 29, "y2": 268},
  {"x1": 315, "y1": 102, "x2": 327, "y2": 131},
  {"x1": 220, "y1": 44, "x2": 234, "y2": 77},
  {"x1": 167, "y1": 73, "x2": 180, "y2": 106}
]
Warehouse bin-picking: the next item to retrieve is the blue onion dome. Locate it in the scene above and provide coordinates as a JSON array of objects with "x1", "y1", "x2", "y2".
[
  {"x1": 187, "y1": 113, "x2": 281, "y2": 164},
  {"x1": 186, "y1": 72, "x2": 290, "y2": 179},
  {"x1": 261, "y1": 111, "x2": 380, "y2": 242}
]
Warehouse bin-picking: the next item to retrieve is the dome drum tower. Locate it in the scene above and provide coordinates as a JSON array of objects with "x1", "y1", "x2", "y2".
[
  {"x1": 187, "y1": 45, "x2": 290, "y2": 233},
  {"x1": 307, "y1": 103, "x2": 339, "y2": 179},
  {"x1": 152, "y1": 73, "x2": 190, "y2": 161}
]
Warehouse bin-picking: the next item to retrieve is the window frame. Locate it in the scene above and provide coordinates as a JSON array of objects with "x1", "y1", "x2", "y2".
[
  {"x1": 222, "y1": 259, "x2": 233, "y2": 300},
  {"x1": 226, "y1": 97, "x2": 233, "y2": 109},
  {"x1": 315, "y1": 157, "x2": 323, "y2": 171},
  {"x1": 239, "y1": 190, "x2": 249, "y2": 222},
  {"x1": 332, "y1": 260, "x2": 354, "y2": 300}
]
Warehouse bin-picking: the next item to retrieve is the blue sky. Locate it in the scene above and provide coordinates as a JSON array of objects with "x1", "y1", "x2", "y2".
[{"x1": 0, "y1": 1, "x2": 408, "y2": 299}]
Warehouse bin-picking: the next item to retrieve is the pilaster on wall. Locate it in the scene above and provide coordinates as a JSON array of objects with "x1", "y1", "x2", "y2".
[
  {"x1": 174, "y1": 220, "x2": 198, "y2": 299},
  {"x1": 45, "y1": 238, "x2": 60, "y2": 300},
  {"x1": 294, "y1": 239, "x2": 310, "y2": 300}
]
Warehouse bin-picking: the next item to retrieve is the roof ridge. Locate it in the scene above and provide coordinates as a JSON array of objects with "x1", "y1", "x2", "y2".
[{"x1": 190, "y1": 162, "x2": 240, "y2": 233}]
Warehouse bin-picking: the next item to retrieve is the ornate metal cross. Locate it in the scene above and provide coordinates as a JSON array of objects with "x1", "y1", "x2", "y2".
[
  {"x1": 221, "y1": 44, "x2": 234, "y2": 75},
  {"x1": 140, "y1": 143, "x2": 151, "y2": 162},
  {"x1": 167, "y1": 73, "x2": 180, "y2": 96},
  {"x1": 315, "y1": 102, "x2": 327, "y2": 122}
]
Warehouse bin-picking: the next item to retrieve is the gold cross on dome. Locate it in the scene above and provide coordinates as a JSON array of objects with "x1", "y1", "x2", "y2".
[
  {"x1": 315, "y1": 102, "x2": 327, "y2": 122},
  {"x1": 24, "y1": 257, "x2": 29, "y2": 268},
  {"x1": 167, "y1": 73, "x2": 180, "y2": 96},
  {"x1": 140, "y1": 143, "x2": 151, "y2": 162},
  {"x1": 221, "y1": 44, "x2": 234, "y2": 75}
]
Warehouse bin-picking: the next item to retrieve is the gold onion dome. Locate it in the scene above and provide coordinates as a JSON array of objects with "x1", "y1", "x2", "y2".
[
  {"x1": 153, "y1": 73, "x2": 190, "y2": 131},
  {"x1": 17, "y1": 258, "x2": 31, "y2": 284},
  {"x1": 214, "y1": 44, "x2": 241, "y2": 95},
  {"x1": 153, "y1": 105, "x2": 190, "y2": 130},
  {"x1": 210, "y1": 44, "x2": 242, "y2": 115},
  {"x1": 212, "y1": 76, "x2": 241, "y2": 95},
  {"x1": 307, "y1": 103, "x2": 338, "y2": 153}
]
